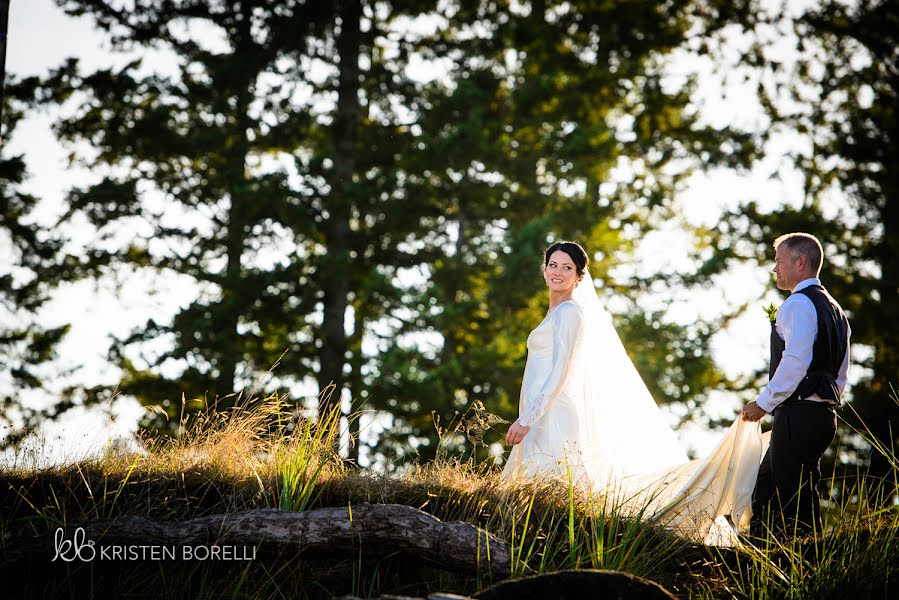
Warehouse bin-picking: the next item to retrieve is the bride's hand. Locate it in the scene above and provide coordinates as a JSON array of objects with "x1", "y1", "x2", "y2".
[{"x1": 505, "y1": 420, "x2": 531, "y2": 445}]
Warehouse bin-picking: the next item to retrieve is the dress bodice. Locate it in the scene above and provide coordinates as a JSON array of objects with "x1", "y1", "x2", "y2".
[
  {"x1": 525, "y1": 310, "x2": 557, "y2": 358},
  {"x1": 518, "y1": 301, "x2": 584, "y2": 428}
]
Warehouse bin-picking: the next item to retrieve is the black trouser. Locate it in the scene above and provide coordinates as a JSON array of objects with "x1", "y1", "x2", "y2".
[{"x1": 751, "y1": 400, "x2": 837, "y2": 537}]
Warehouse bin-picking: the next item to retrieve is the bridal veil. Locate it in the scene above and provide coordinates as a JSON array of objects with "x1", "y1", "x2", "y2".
[{"x1": 508, "y1": 269, "x2": 768, "y2": 545}]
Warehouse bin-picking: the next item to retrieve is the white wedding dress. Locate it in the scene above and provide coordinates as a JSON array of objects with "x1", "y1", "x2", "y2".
[{"x1": 501, "y1": 270, "x2": 768, "y2": 546}]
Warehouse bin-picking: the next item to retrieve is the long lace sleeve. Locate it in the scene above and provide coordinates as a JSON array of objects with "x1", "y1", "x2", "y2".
[{"x1": 519, "y1": 302, "x2": 585, "y2": 427}]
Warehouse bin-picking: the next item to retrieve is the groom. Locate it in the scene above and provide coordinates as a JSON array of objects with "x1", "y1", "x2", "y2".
[{"x1": 741, "y1": 232, "x2": 851, "y2": 537}]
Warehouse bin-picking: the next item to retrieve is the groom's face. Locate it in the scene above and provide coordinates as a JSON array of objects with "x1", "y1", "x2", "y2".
[{"x1": 773, "y1": 244, "x2": 801, "y2": 290}]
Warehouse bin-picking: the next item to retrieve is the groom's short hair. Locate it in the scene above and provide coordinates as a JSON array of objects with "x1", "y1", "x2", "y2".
[{"x1": 773, "y1": 232, "x2": 823, "y2": 275}]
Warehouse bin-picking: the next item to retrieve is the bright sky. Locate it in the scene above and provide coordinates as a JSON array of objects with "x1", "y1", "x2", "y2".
[{"x1": 2, "y1": 0, "x2": 860, "y2": 467}]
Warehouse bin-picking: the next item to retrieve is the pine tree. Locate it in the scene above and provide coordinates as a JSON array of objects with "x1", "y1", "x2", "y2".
[
  {"x1": 37, "y1": 1, "x2": 452, "y2": 456},
  {"x1": 0, "y1": 78, "x2": 69, "y2": 449}
]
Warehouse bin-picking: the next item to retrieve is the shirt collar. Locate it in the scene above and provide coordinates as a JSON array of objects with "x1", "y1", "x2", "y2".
[{"x1": 791, "y1": 277, "x2": 821, "y2": 293}]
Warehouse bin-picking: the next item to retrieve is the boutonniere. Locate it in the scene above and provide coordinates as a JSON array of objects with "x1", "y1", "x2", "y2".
[{"x1": 764, "y1": 302, "x2": 778, "y2": 324}]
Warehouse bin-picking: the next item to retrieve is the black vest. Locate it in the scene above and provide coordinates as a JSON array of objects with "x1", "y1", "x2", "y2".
[{"x1": 769, "y1": 284, "x2": 849, "y2": 404}]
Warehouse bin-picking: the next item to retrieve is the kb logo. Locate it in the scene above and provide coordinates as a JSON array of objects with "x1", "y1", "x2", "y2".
[{"x1": 52, "y1": 527, "x2": 96, "y2": 562}]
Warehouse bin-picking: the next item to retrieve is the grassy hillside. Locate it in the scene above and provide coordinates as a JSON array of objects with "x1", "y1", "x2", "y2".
[{"x1": 1, "y1": 392, "x2": 897, "y2": 599}]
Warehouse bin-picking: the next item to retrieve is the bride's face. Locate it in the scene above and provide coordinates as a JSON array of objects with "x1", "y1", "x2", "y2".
[{"x1": 544, "y1": 250, "x2": 579, "y2": 293}]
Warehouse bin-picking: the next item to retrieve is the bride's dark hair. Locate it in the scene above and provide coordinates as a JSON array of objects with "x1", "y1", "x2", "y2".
[{"x1": 544, "y1": 241, "x2": 588, "y2": 277}]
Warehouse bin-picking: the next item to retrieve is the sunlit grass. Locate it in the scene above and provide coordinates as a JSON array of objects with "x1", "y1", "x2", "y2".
[{"x1": 1, "y1": 386, "x2": 897, "y2": 598}]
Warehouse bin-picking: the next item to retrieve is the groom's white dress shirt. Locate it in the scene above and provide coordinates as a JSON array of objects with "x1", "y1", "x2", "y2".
[{"x1": 756, "y1": 277, "x2": 852, "y2": 413}]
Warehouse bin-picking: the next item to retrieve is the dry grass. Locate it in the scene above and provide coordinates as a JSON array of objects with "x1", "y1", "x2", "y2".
[{"x1": 2, "y1": 387, "x2": 897, "y2": 599}]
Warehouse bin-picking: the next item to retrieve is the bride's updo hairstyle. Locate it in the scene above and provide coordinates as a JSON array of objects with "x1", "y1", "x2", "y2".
[{"x1": 543, "y1": 241, "x2": 589, "y2": 277}]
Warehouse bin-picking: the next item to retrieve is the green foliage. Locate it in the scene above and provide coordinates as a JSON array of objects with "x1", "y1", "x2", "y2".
[
  {"x1": 616, "y1": 309, "x2": 731, "y2": 425},
  {"x1": 35, "y1": 0, "x2": 447, "y2": 443},
  {"x1": 0, "y1": 79, "x2": 71, "y2": 448},
  {"x1": 698, "y1": 0, "x2": 899, "y2": 479},
  {"x1": 277, "y1": 403, "x2": 343, "y2": 513},
  {"x1": 363, "y1": 0, "x2": 760, "y2": 463},
  {"x1": 15, "y1": 0, "x2": 761, "y2": 462}
]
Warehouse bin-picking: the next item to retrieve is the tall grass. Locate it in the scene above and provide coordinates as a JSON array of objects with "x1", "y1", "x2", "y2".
[
  {"x1": 696, "y1": 477, "x2": 899, "y2": 599},
  {"x1": 695, "y1": 397, "x2": 899, "y2": 599},
  {"x1": 3, "y1": 385, "x2": 898, "y2": 599},
  {"x1": 277, "y1": 399, "x2": 344, "y2": 512},
  {"x1": 3, "y1": 387, "x2": 349, "y2": 535},
  {"x1": 491, "y1": 468, "x2": 694, "y2": 592}
]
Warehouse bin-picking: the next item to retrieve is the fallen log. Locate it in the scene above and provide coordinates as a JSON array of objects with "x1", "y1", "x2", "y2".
[
  {"x1": 474, "y1": 569, "x2": 677, "y2": 600},
  {"x1": 2, "y1": 503, "x2": 511, "y2": 577}
]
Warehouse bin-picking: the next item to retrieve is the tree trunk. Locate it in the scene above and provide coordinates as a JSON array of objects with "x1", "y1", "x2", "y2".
[
  {"x1": 0, "y1": 0, "x2": 9, "y2": 135},
  {"x1": 215, "y1": 14, "x2": 256, "y2": 408},
  {"x1": 318, "y1": 0, "x2": 362, "y2": 418},
  {"x1": 5, "y1": 504, "x2": 511, "y2": 578}
]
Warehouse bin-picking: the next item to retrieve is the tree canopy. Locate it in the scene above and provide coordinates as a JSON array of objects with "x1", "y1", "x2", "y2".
[
  {"x1": 698, "y1": 0, "x2": 898, "y2": 484},
  {"x1": 3, "y1": 0, "x2": 893, "y2": 478},
  {"x1": 0, "y1": 78, "x2": 70, "y2": 448}
]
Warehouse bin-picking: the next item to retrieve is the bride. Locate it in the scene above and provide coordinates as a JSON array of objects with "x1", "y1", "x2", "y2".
[{"x1": 501, "y1": 241, "x2": 766, "y2": 545}]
